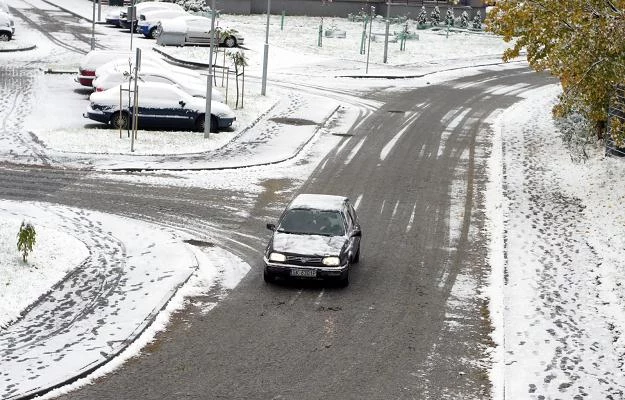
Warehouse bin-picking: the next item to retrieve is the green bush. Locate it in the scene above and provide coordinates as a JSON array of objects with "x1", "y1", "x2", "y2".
[{"x1": 17, "y1": 221, "x2": 36, "y2": 263}]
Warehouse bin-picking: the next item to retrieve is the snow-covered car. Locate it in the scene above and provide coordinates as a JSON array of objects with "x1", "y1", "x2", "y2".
[
  {"x1": 263, "y1": 194, "x2": 362, "y2": 287},
  {"x1": 120, "y1": 1, "x2": 184, "y2": 31},
  {"x1": 77, "y1": 50, "x2": 169, "y2": 87},
  {"x1": 156, "y1": 15, "x2": 244, "y2": 47},
  {"x1": 0, "y1": 10, "x2": 14, "y2": 41},
  {"x1": 84, "y1": 81, "x2": 235, "y2": 133},
  {"x1": 92, "y1": 66, "x2": 226, "y2": 103},
  {"x1": 105, "y1": 6, "x2": 124, "y2": 27},
  {"x1": 137, "y1": 9, "x2": 188, "y2": 39}
]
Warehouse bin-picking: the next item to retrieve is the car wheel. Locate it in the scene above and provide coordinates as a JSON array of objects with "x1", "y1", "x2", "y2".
[
  {"x1": 223, "y1": 36, "x2": 237, "y2": 48},
  {"x1": 149, "y1": 27, "x2": 159, "y2": 39},
  {"x1": 352, "y1": 245, "x2": 360, "y2": 264},
  {"x1": 263, "y1": 269, "x2": 274, "y2": 284},
  {"x1": 154, "y1": 25, "x2": 163, "y2": 38},
  {"x1": 195, "y1": 115, "x2": 218, "y2": 133},
  {"x1": 0, "y1": 32, "x2": 10, "y2": 42},
  {"x1": 110, "y1": 111, "x2": 129, "y2": 130}
]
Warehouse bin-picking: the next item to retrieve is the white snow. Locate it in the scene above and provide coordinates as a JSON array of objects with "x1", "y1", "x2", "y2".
[{"x1": 2, "y1": 0, "x2": 625, "y2": 399}]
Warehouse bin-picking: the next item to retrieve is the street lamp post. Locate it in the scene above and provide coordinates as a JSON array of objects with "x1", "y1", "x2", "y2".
[
  {"x1": 383, "y1": 1, "x2": 390, "y2": 64},
  {"x1": 365, "y1": 6, "x2": 374, "y2": 74},
  {"x1": 90, "y1": 0, "x2": 96, "y2": 50},
  {"x1": 261, "y1": 0, "x2": 271, "y2": 96},
  {"x1": 204, "y1": 0, "x2": 217, "y2": 138}
]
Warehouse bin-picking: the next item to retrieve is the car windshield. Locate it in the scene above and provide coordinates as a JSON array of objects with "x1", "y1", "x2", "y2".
[{"x1": 277, "y1": 209, "x2": 345, "y2": 236}]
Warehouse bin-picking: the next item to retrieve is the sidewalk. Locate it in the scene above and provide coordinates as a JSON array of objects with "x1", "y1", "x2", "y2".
[{"x1": 0, "y1": 201, "x2": 200, "y2": 400}]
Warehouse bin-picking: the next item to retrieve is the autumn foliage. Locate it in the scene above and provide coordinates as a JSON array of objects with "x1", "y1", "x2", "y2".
[{"x1": 486, "y1": 1, "x2": 625, "y2": 141}]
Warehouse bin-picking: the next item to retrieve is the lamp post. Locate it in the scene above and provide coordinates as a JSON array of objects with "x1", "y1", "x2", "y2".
[
  {"x1": 204, "y1": 0, "x2": 217, "y2": 138},
  {"x1": 261, "y1": 0, "x2": 271, "y2": 96},
  {"x1": 365, "y1": 6, "x2": 374, "y2": 74},
  {"x1": 383, "y1": 0, "x2": 390, "y2": 64},
  {"x1": 90, "y1": 0, "x2": 95, "y2": 50}
]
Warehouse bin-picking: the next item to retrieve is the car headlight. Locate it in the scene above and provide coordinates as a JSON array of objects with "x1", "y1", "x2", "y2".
[
  {"x1": 269, "y1": 252, "x2": 286, "y2": 262},
  {"x1": 322, "y1": 256, "x2": 340, "y2": 266}
]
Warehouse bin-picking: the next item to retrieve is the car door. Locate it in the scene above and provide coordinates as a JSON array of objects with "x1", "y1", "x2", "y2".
[
  {"x1": 136, "y1": 84, "x2": 194, "y2": 129},
  {"x1": 344, "y1": 204, "x2": 361, "y2": 260},
  {"x1": 185, "y1": 18, "x2": 210, "y2": 44}
]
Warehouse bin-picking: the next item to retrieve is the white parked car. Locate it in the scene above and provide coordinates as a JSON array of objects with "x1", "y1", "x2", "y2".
[
  {"x1": 92, "y1": 66, "x2": 225, "y2": 103},
  {"x1": 78, "y1": 50, "x2": 173, "y2": 87},
  {"x1": 120, "y1": 1, "x2": 184, "y2": 31},
  {"x1": 157, "y1": 15, "x2": 244, "y2": 47},
  {"x1": 84, "y1": 81, "x2": 235, "y2": 133},
  {"x1": 138, "y1": 9, "x2": 188, "y2": 39},
  {"x1": 0, "y1": 10, "x2": 14, "y2": 41}
]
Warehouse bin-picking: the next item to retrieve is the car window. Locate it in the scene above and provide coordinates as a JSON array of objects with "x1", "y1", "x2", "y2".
[{"x1": 278, "y1": 209, "x2": 345, "y2": 236}]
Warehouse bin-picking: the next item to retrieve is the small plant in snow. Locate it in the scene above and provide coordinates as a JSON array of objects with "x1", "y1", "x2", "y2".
[
  {"x1": 445, "y1": 8, "x2": 455, "y2": 27},
  {"x1": 227, "y1": 50, "x2": 248, "y2": 109},
  {"x1": 430, "y1": 6, "x2": 441, "y2": 26},
  {"x1": 417, "y1": 6, "x2": 427, "y2": 28},
  {"x1": 555, "y1": 111, "x2": 594, "y2": 162},
  {"x1": 472, "y1": 11, "x2": 482, "y2": 30},
  {"x1": 460, "y1": 11, "x2": 469, "y2": 28},
  {"x1": 17, "y1": 221, "x2": 36, "y2": 263}
]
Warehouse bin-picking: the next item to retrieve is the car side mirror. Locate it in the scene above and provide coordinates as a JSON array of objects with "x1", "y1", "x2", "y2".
[
  {"x1": 266, "y1": 223, "x2": 276, "y2": 231},
  {"x1": 351, "y1": 227, "x2": 362, "y2": 237},
  {"x1": 179, "y1": 100, "x2": 185, "y2": 108}
]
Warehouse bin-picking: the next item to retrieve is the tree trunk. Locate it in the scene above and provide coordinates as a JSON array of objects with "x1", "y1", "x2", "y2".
[{"x1": 596, "y1": 120, "x2": 606, "y2": 140}]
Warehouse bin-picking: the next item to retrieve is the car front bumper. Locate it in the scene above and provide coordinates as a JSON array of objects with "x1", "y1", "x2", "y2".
[
  {"x1": 83, "y1": 108, "x2": 109, "y2": 124},
  {"x1": 217, "y1": 117, "x2": 235, "y2": 129},
  {"x1": 264, "y1": 258, "x2": 348, "y2": 280}
]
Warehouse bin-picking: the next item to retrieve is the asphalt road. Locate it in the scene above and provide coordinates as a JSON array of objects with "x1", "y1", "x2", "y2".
[
  {"x1": 0, "y1": 57, "x2": 553, "y2": 399},
  {"x1": 1, "y1": 2, "x2": 558, "y2": 398}
]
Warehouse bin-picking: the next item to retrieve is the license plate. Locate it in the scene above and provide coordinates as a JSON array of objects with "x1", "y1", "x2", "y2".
[{"x1": 290, "y1": 268, "x2": 317, "y2": 278}]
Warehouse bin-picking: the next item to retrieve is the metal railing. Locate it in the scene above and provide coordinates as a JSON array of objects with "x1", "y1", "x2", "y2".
[{"x1": 606, "y1": 85, "x2": 625, "y2": 157}]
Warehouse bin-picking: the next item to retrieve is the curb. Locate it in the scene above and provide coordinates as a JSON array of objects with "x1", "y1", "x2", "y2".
[
  {"x1": 0, "y1": 44, "x2": 36, "y2": 53},
  {"x1": 108, "y1": 103, "x2": 342, "y2": 172}
]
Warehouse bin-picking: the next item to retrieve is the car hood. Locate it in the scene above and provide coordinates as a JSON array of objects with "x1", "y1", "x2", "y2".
[{"x1": 272, "y1": 232, "x2": 346, "y2": 257}]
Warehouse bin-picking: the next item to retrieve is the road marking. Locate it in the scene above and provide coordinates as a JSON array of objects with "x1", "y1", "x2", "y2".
[
  {"x1": 344, "y1": 137, "x2": 366, "y2": 165},
  {"x1": 335, "y1": 136, "x2": 352, "y2": 156},
  {"x1": 314, "y1": 289, "x2": 325, "y2": 307},
  {"x1": 288, "y1": 290, "x2": 302, "y2": 306},
  {"x1": 406, "y1": 201, "x2": 417, "y2": 232},
  {"x1": 391, "y1": 200, "x2": 399, "y2": 219},
  {"x1": 379, "y1": 112, "x2": 420, "y2": 161},
  {"x1": 380, "y1": 199, "x2": 386, "y2": 214},
  {"x1": 354, "y1": 193, "x2": 363, "y2": 210}
]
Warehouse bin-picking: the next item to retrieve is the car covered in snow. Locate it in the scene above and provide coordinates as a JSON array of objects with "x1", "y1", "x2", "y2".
[
  {"x1": 0, "y1": 10, "x2": 14, "y2": 41},
  {"x1": 137, "y1": 8, "x2": 188, "y2": 39},
  {"x1": 263, "y1": 194, "x2": 362, "y2": 287},
  {"x1": 156, "y1": 15, "x2": 244, "y2": 47},
  {"x1": 77, "y1": 50, "x2": 137, "y2": 86},
  {"x1": 84, "y1": 81, "x2": 235, "y2": 133},
  {"x1": 120, "y1": 1, "x2": 184, "y2": 31},
  {"x1": 92, "y1": 66, "x2": 225, "y2": 103}
]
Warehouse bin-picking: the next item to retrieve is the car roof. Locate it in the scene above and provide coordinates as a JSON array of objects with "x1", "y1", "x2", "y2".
[{"x1": 288, "y1": 194, "x2": 348, "y2": 211}]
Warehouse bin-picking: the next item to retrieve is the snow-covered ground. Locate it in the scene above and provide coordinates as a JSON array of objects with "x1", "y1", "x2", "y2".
[
  {"x1": 487, "y1": 85, "x2": 625, "y2": 399},
  {"x1": 2, "y1": 0, "x2": 625, "y2": 399}
]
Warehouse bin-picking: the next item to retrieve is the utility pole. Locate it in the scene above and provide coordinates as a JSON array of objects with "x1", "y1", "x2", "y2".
[
  {"x1": 383, "y1": 1, "x2": 390, "y2": 64},
  {"x1": 365, "y1": 6, "x2": 374, "y2": 74},
  {"x1": 90, "y1": 0, "x2": 95, "y2": 50},
  {"x1": 261, "y1": 0, "x2": 271, "y2": 95},
  {"x1": 204, "y1": 0, "x2": 217, "y2": 138}
]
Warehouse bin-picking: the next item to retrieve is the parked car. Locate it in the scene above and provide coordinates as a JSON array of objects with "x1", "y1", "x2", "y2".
[
  {"x1": 0, "y1": 11, "x2": 14, "y2": 41},
  {"x1": 138, "y1": 9, "x2": 187, "y2": 39},
  {"x1": 92, "y1": 66, "x2": 226, "y2": 103},
  {"x1": 156, "y1": 15, "x2": 244, "y2": 47},
  {"x1": 77, "y1": 50, "x2": 168, "y2": 87},
  {"x1": 94, "y1": 56, "x2": 201, "y2": 82},
  {"x1": 105, "y1": 7, "x2": 124, "y2": 27},
  {"x1": 263, "y1": 194, "x2": 362, "y2": 287},
  {"x1": 84, "y1": 81, "x2": 235, "y2": 133},
  {"x1": 120, "y1": 1, "x2": 184, "y2": 31}
]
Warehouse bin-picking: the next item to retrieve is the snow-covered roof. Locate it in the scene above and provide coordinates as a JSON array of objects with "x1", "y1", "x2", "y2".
[{"x1": 288, "y1": 194, "x2": 348, "y2": 211}]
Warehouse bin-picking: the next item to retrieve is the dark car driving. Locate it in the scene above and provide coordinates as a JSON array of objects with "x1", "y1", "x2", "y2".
[{"x1": 263, "y1": 194, "x2": 362, "y2": 287}]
